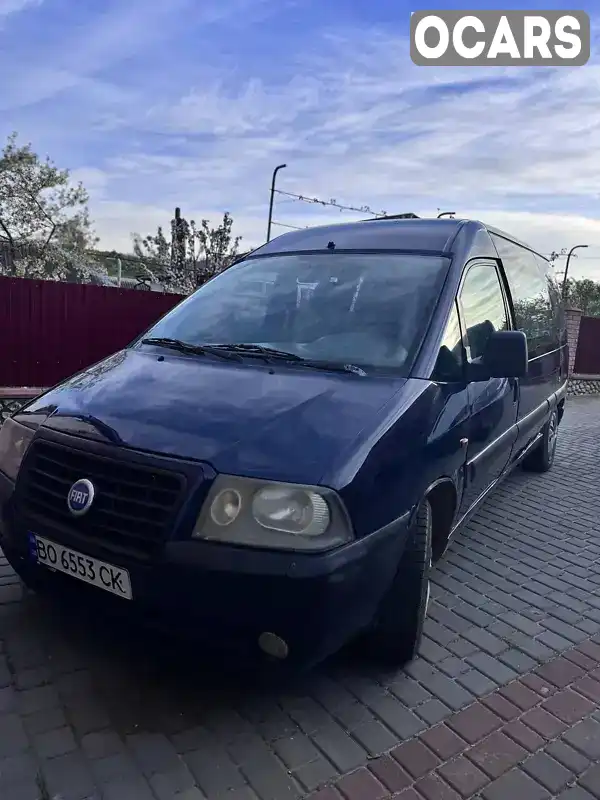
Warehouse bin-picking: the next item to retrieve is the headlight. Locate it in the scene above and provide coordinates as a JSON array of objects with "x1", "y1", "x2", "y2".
[
  {"x1": 0, "y1": 418, "x2": 36, "y2": 481},
  {"x1": 193, "y1": 475, "x2": 353, "y2": 551}
]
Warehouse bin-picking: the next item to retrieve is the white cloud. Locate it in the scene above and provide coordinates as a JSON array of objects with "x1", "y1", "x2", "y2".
[
  {"x1": 0, "y1": 0, "x2": 40, "y2": 16},
  {"x1": 3, "y1": 12, "x2": 600, "y2": 276}
]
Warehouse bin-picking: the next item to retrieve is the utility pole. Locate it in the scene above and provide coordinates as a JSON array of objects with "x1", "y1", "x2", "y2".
[
  {"x1": 562, "y1": 244, "x2": 588, "y2": 299},
  {"x1": 266, "y1": 164, "x2": 287, "y2": 243}
]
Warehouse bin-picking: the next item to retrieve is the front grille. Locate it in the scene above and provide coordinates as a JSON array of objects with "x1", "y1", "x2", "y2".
[{"x1": 17, "y1": 439, "x2": 186, "y2": 561}]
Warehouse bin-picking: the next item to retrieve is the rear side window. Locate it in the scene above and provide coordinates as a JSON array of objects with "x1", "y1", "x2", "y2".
[
  {"x1": 534, "y1": 253, "x2": 567, "y2": 347},
  {"x1": 490, "y1": 234, "x2": 557, "y2": 358}
]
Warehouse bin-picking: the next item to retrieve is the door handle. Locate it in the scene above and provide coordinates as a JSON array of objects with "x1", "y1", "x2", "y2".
[{"x1": 512, "y1": 379, "x2": 519, "y2": 404}]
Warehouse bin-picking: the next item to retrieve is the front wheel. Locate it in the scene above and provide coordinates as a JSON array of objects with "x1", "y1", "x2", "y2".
[
  {"x1": 361, "y1": 499, "x2": 433, "y2": 667},
  {"x1": 522, "y1": 407, "x2": 559, "y2": 473}
]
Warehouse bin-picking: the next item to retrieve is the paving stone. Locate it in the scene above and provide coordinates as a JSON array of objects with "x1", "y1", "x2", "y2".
[
  {"x1": 498, "y1": 681, "x2": 541, "y2": 711},
  {"x1": 311, "y1": 724, "x2": 368, "y2": 774},
  {"x1": 416, "y1": 699, "x2": 453, "y2": 726},
  {"x1": 482, "y1": 767, "x2": 551, "y2": 800},
  {"x1": 502, "y1": 720, "x2": 545, "y2": 752},
  {"x1": 577, "y1": 641, "x2": 600, "y2": 662},
  {"x1": 579, "y1": 763, "x2": 600, "y2": 800},
  {"x1": 101, "y1": 777, "x2": 155, "y2": 800},
  {"x1": 366, "y1": 693, "x2": 425, "y2": 739},
  {"x1": 447, "y1": 703, "x2": 502, "y2": 744},
  {"x1": 536, "y1": 657, "x2": 586, "y2": 688},
  {"x1": 420, "y1": 725, "x2": 467, "y2": 760},
  {"x1": 555, "y1": 788, "x2": 595, "y2": 800},
  {"x1": 415, "y1": 773, "x2": 462, "y2": 800},
  {"x1": 127, "y1": 732, "x2": 182, "y2": 776},
  {"x1": 91, "y1": 752, "x2": 142, "y2": 783},
  {"x1": 498, "y1": 649, "x2": 538, "y2": 674},
  {"x1": 389, "y1": 678, "x2": 432, "y2": 708},
  {"x1": 455, "y1": 669, "x2": 497, "y2": 697},
  {"x1": 480, "y1": 694, "x2": 521, "y2": 722},
  {"x1": 573, "y1": 677, "x2": 600, "y2": 703},
  {"x1": 0, "y1": 753, "x2": 39, "y2": 791},
  {"x1": 336, "y1": 767, "x2": 387, "y2": 800},
  {"x1": 466, "y1": 732, "x2": 528, "y2": 779},
  {"x1": 294, "y1": 757, "x2": 339, "y2": 791},
  {"x1": 184, "y1": 745, "x2": 247, "y2": 797},
  {"x1": 0, "y1": 714, "x2": 29, "y2": 757},
  {"x1": 41, "y1": 751, "x2": 98, "y2": 800},
  {"x1": 522, "y1": 707, "x2": 568, "y2": 740},
  {"x1": 522, "y1": 752, "x2": 574, "y2": 793},
  {"x1": 23, "y1": 706, "x2": 68, "y2": 736},
  {"x1": 446, "y1": 639, "x2": 479, "y2": 658},
  {"x1": 368, "y1": 755, "x2": 411, "y2": 793},
  {"x1": 17, "y1": 685, "x2": 60, "y2": 716},
  {"x1": 564, "y1": 718, "x2": 600, "y2": 759},
  {"x1": 149, "y1": 764, "x2": 198, "y2": 800},
  {"x1": 463, "y1": 629, "x2": 509, "y2": 657},
  {"x1": 545, "y1": 740, "x2": 590, "y2": 775},
  {"x1": 273, "y1": 733, "x2": 324, "y2": 770},
  {"x1": 438, "y1": 657, "x2": 470, "y2": 678},
  {"x1": 566, "y1": 651, "x2": 598, "y2": 671},
  {"x1": 391, "y1": 739, "x2": 440, "y2": 779},
  {"x1": 81, "y1": 730, "x2": 125, "y2": 760},
  {"x1": 33, "y1": 726, "x2": 78, "y2": 759},
  {"x1": 438, "y1": 755, "x2": 489, "y2": 796},
  {"x1": 520, "y1": 673, "x2": 556, "y2": 697},
  {"x1": 308, "y1": 789, "x2": 344, "y2": 800},
  {"x1": 417, "y1": 673, "x2": 474, "y2": 712},
  {"x1": 241, "y1": 750, "x2": 301, "y2": 800},
  {"x1": 542, "y1": 689, "x2": 595, "y2": 724}
]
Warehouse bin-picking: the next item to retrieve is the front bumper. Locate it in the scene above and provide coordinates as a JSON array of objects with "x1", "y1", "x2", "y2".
[{"x1": 0, "y1": 469, "x2": 410, "y2": 669}]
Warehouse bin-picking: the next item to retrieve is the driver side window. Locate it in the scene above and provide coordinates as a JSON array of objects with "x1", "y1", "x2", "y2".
[{"x1": 459, "y1": 263, "x2": 509, "y2": 362}]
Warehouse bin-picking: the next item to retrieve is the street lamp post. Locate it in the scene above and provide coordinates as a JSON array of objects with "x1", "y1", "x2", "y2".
[
  {"x1": 437, "y1": 211, "x2": 456, "y2": 218},
  {"x1": 562, "y1": 244, "x2": 588, "y2": 299},
  {"x1": 266, "y1": 164, "x2": 287, "y2": 243}
]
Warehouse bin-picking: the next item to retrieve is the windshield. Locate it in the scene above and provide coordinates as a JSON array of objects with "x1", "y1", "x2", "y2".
[{"x1": 138, "y1": 252, "x2": 451, "y2": 374}]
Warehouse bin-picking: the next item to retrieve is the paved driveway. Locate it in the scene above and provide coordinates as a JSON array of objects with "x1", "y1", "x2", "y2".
[{"x1": 0, "y1": 396, "x2": 599, "y2": 800}]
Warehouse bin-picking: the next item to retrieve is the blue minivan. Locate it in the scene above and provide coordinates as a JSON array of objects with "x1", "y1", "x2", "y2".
[{"x1": 0, "y1": 218, "x2": 567, "y2": 669}]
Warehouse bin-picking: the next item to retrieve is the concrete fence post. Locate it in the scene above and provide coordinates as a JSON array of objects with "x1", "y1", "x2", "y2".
[{"x1": 565, "y1": 307, "x2": 583, "y2": 375}]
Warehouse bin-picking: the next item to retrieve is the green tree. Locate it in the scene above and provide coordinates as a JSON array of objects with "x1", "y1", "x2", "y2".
[
  {"x1": 0, "y1": 132, "x2": 101, "y2": 281},
  {"x1": 562, "y1": 278, "x2": 600, "y2": 317}
]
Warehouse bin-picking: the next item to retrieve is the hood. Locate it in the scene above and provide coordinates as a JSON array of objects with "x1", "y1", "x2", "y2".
[{"x1": 21, "y1": 348, "x2": 407, "y2": 485}]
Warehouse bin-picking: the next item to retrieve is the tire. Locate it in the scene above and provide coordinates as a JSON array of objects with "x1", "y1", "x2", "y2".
[
  {"x1": 362, "y1": 499, "x2": 433, "y2": 667},
  {"x1": 522, "y1": 407, "x2": 559, "y2": 473}
]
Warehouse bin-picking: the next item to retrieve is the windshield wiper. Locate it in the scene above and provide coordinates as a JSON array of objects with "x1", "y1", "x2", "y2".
[
  {"x1": 210, "y1": 344, "x2": 366, "y2": 376},
  {"x1": 210, "y1": 343, "x2": 303, "y2": 361},
  {"x1": 141, "y1": 338, "x2": 242, "y2": 361},
  {"x1": 295, "y1": 360, "x2": 367, "y2": 376}
]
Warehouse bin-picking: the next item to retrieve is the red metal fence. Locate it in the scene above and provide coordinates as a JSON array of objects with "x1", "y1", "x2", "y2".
[
  {"x1": 0, "y1": 276, "x2": 183, "y2": 387},
  {"x1": 574, "y1": 315, "x2": 600, "y2": 375}
]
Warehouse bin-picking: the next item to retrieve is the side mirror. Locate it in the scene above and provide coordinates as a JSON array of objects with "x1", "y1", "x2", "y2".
[{"x1": 468, "y1": 330, "x2": 528, "y2": 381}]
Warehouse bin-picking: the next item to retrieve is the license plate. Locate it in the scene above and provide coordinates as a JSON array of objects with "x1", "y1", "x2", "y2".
[{"x1": 29, "y1": 534, "x2": 132, "y2": 600}]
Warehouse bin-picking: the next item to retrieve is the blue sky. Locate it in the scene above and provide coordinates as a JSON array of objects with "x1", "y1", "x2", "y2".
[{"x1": 1, "y1": 0, "x2": 600, "y2": 277}]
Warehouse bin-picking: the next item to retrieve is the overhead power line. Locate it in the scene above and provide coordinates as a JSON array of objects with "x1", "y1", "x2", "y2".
[
  {"x1": 271, "y1": 221, "x2": 307, "y2": 231},
  {"x1": 273, "y1": 189, "x2": 389, "y2": 218}
]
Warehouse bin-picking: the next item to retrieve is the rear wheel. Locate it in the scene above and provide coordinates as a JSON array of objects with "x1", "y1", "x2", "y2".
[
  {"x1": 522, "y1": 408, "x2": 559, "y2": 473},
  {"x1": 362, "y1": 499, "x2": 432, "y2": 666}
]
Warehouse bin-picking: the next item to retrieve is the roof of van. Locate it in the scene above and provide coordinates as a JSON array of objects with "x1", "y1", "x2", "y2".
[{"x1": 251, "y1": 217, "x2": 549, "y2": 263}]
